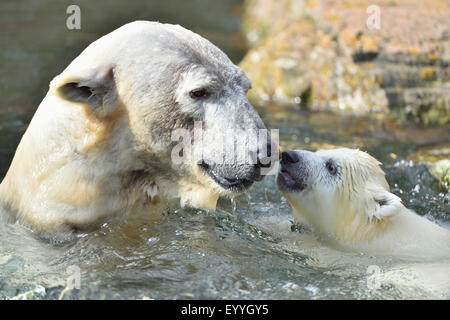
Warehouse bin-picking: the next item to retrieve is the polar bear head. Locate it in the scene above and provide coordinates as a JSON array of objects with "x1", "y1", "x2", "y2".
[
  {"x1": 47, "y1": 21, "x2": 276, "y2": 210},
  {"x1": 277, "y1": 148, "x2": 403, "y2": 242}
]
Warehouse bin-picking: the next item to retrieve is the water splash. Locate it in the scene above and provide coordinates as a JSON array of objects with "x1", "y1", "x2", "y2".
[
  {"x1": 230, "y1": 197, "x2": 237, "y2": 214},
  {"x1": 244, "y1": 191, "x2": 252, "y2": 211},
  {"x1": 1, "y1": 110, "x2": 449, "y2": 299}
]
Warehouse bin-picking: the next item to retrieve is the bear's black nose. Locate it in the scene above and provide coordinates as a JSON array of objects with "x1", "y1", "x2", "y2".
[{"x1": 281, "y1": 150, "x2": 299, "y2": 164}]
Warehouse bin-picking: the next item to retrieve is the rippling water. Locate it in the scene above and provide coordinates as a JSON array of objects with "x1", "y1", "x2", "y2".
[
  {"x1": 0, "y1": 0, "x2": 449, "y2": 300},
  {"x1": 1, "y1": 110, "x2": 449, "y2": 299}
]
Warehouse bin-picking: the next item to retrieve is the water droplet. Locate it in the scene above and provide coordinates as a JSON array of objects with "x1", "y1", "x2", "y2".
[
  {"x1": 244, "y1": 192, "x2": 252, "y2": 210},
  {"x1": 231, "y1": 197, "x2": 237, "y2": 214},
  {"x1": 148, "y1": 237, "x2": 158, "y2": 244}
]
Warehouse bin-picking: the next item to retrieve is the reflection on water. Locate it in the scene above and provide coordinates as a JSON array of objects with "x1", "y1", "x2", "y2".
[{"x1": 0, "y1": 0, "x2": 449, "y2": 300}]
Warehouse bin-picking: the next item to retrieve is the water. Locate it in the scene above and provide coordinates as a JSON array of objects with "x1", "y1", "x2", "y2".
[
  {"x1": 1, "y1": 110, "x2": 448, "y2": 299},
  {"x1": 0, "y1": 0, "x2": 449, "y2": 300}
]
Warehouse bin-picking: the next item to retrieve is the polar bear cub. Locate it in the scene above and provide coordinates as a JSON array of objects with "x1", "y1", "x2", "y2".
[{"x1": 277, "y1": 148, "x2": 450, "y2": 260}]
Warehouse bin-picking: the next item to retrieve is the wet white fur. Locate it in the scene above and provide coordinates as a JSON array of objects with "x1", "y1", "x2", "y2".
[{"x1": 281, "y1": 148, "x2": 450, "y2": 260}]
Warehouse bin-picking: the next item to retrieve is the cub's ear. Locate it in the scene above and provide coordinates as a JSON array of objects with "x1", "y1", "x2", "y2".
[
  {"x1": 366, "y1": 186, "x2": 402, "y2": 222},
  {"x1": 50, "y1": 65, "x2": 118, "y2": 115}
]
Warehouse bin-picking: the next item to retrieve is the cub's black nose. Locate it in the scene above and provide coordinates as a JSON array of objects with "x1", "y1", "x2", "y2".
[{"x1": 281, "y1": 150, "x2": 299, "y2": 164}]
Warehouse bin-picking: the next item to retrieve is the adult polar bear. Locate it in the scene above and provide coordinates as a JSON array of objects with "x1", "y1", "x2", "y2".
[{"x1": 0, "y1": 21, "x2": 275, "y2": 236}]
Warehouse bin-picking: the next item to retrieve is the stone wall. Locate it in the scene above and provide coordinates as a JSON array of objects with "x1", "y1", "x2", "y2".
[{"x1": 239, "y1": 0, "x2": 450, "y2": 125}]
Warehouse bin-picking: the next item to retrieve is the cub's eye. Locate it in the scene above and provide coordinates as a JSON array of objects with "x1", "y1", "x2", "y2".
[
  {"x1": 325, "y1": 160, "x2": 337, "y2": 175},
  {"x1": 189, "y1": 88, "x2": 209, "y2": 99}
]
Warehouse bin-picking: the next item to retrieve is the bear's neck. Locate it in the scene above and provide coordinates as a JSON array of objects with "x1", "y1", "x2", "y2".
[
  {"x1": 333, "y1": 203, "x2": 390, "y2": 243},
  {"x1": 287, "y1": 197, "x2": 390, "y2": 244}
]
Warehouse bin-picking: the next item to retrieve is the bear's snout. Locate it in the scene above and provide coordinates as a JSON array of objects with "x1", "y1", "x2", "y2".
[
  {"x1": 280, "y1": 150, "x2": 299, "y2": 164},
  {"x1": 277, "y1": 150, "x2": 308, "y2": 192}
]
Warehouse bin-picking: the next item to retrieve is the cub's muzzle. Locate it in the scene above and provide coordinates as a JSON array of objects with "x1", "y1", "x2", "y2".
[{"x1": 277, "y1": 150, "x2": 308, "y2": 192}]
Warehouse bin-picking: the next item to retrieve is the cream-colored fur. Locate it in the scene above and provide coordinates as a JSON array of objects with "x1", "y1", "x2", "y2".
[
  {"x1": 0, "y1": 21, "x2": 270, "y2": 236},
  {"x1": 278, "y1": 148, "x2": 450, "y2": 260}
]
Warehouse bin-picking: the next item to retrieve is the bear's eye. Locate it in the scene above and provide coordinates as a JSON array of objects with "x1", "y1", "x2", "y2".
[
  {"x1": 325, "y1": 160, "x2": 337, "y2": 175},
  {"x1": 189, "y1": 88, "x2": 209, "y2": 99}
]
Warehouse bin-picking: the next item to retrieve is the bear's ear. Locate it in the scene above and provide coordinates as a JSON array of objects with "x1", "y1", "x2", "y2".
[
  {"x1": 366, "y1": 186, "x2": 402, "y2": 222},
  {"x1": 50, "y1": 65, "x2": 118, "y2": 114}
]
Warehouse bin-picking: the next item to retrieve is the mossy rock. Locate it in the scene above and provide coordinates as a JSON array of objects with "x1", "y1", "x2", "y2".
[
  {"x1": 240, "y1": 21, "x2": 388, "y2": 113},
  {"x1": 408, "y1": 144, "x2": 450, "y2": 162},
  {"x1": 428, "y1": 160, "x2": 450, "y2": 190},
  {"x1": 408, "y1": 144, "x2": 450, "y2": 190},
  {"x1": 11, "y1": 286, "x2": 46, "y2": 300},
  {"x1": 387, "y1": 88, "x2": 450, "y2": 126},
  {"x1": 241, "y1": 0, "x2": 308, "y2": 47},
  {"x1": 241, "y1": 0, "x2": 450, "y2": 125}
]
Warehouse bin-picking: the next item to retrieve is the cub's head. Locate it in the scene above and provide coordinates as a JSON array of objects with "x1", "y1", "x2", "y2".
[
  {"x1": 49, "y1": 21, "x2": 276, "y2": 210},
  {"x1": 277, "y1": 148, "x2": 402, "y2": 242}
]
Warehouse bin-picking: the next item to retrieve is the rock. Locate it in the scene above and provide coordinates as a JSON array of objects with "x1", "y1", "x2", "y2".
[
  {"x1": 386, "y1": 87, "x2": 450, "y2": 126},
  {"x1": 408, "y1": 143, "x2": 450, "y2": 162},
  {"x1": 428, "y1": 160, "x2": 450, "y2": 190},
  {"x1": 241, "y1": 0, "x2": 307, "y2": 47},
  {"x1": 318, "y1": 0, "x2": 450, "y2": 125},
  {"x1": 408, "y1": 143, "x2": 450, "y2": 189},
  {"x1": 240, "y1": 0, "x2": 450, "y2": 125},
  {"x1": 11, "y1": 285, "x2": 46, "y2": 300},
  {"x1": 240, "y1": 21, "x2": 388, "y2": 113}
]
